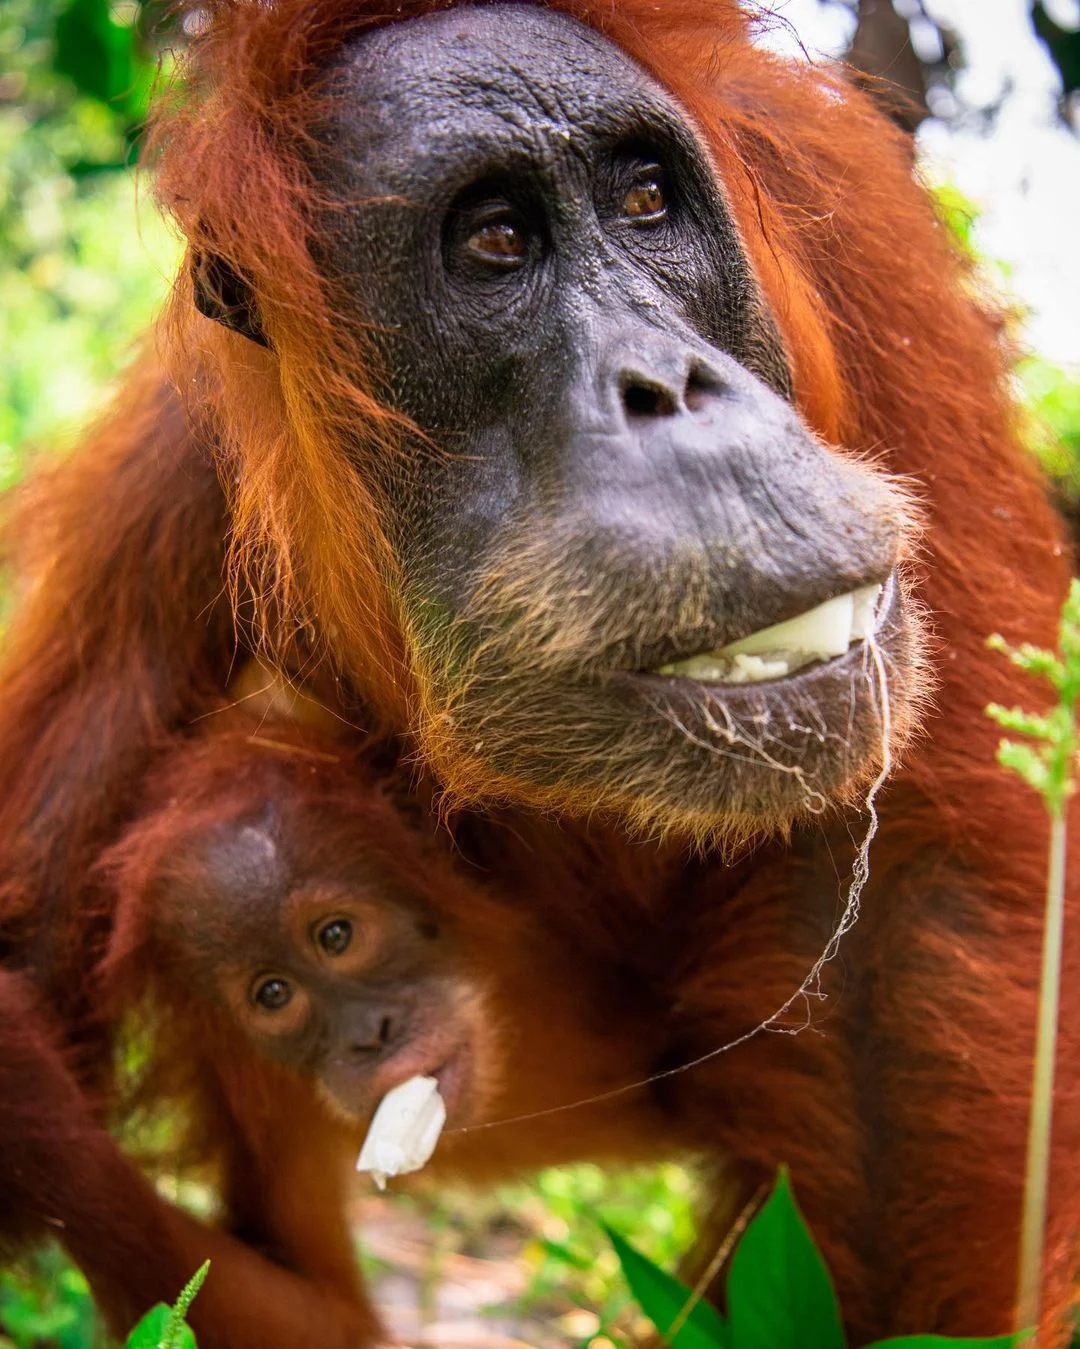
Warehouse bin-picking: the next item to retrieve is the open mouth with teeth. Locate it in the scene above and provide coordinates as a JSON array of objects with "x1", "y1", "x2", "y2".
[
  {"x1": 424, "y1": 565, "x2": 912, "y2": 831},
  {"x1": 653, "y1": 579, "x2": 888, "y2": 685}
]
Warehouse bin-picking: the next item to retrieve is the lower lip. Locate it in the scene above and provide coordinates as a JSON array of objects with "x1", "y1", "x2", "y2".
[{"x1": 432, "y1": 1051, "x2": 469, "y2": 1120}]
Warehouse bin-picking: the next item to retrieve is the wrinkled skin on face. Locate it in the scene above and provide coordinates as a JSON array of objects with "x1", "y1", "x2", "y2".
[
  {"x1": 213, "y1": 6, "x2": 922, "y2": 836},
  {"x1": 151, "y1": 805, "x2": 483, "y2": 1123}
]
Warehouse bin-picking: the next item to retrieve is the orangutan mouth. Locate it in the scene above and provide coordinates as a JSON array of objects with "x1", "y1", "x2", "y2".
[{"x1": 653, "y1": 577, "x2": 891, "y2": 685}]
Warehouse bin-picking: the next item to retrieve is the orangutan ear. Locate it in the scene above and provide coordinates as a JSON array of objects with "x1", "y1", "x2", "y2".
[{"x1": 191, "y1": 250, "x2": 270, "y2": 348}]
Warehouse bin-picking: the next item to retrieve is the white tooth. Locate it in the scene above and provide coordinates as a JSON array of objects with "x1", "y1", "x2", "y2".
[
  {"x1": 654, "y1": 581, "x2": 888, "y2": 683},
  {"x1": 356, "y1": 1075, "x2": 446, "y2": 1190},
  {"x1": 721, "y1": 592, "x2": 854, "y2": 661},
  {"x1": 730, "y1": 653, "x2": 792, "y2": 683},
  {"x1": 659, "y1": 655, "x2": 726, "y2": 681},
  {"x1": 850, "y1": 583, "x2": 883, "y2": 641}
]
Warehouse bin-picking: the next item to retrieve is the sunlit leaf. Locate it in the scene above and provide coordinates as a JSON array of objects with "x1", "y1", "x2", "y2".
[
  {"x1": 123, "y1": 1303, "x2": 197, "y2": 1349},
  {"x1": 605, "y1": 1225, "x2": 729, "y2": 1349},
  {"x1": 726, "y1": 1168, "x2": 845, "y2": 1349}
]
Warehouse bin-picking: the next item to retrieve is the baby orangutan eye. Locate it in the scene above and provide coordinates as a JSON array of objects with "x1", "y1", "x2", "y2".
[
  {"x1": 317, "y1": 918, "x2": 353, "y2": 956},
  {"x1": 252, "y1": 976, "x2": 292, "y2": 1011}
]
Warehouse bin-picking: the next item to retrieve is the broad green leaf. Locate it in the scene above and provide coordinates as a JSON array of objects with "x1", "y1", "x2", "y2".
[
  {"x1": 605, "y1": 1225, "x2": 729, "y2": 1349},
  {"x1": 54, "y1": 0, "x2": 154, "y2": 128},
  {"x1": 726, "y1": 1168, "x2": 845, "y2": 1349},
  {"x1": 866, "y1": 1336, "x2": 1024, "y2": 1347},
  {"x1": 122, "y1": 1304, "x2": 196, "y2": 1349},
  {"x1": 55, "y1": 0, "x2": 133, "y2": 106}
]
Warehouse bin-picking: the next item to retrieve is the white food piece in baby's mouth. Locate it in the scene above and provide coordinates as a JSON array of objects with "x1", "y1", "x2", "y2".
[{"x1": 356, "y1": 1075, "x2": 446, "y2": 1190}]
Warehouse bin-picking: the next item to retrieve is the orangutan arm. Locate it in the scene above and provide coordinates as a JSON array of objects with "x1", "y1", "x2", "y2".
[
  {"x1": 0, "y1": 970, "x2": 383, "y2": 1349},
  {"x1": 0, "y1": 357, "x2": 234, "y2": 1027}
]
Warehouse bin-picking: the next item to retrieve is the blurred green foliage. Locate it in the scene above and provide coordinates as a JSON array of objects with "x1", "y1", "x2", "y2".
[
  {"x1": 1021, "y1": 357, "x2": 1080, "y2": 500},
  {"x1": 0, "y1": 1249, "x2": 102, "y2": 1349},
  {"x1": 935, "y1": 181, "x2": 1080, "y2": 503},
  {"x1": 510, "y1": 1162, "x2": 698, "y2": 1338},
  {"x1": 353, "y1": 1164, "x2": 699, "y2": 1347},
  {"x1": 0, "y1": 0, "x2": 179, "y2": 490},
  {"x1": 52, "y1": 0, "x2": 155, "y2": 139}
]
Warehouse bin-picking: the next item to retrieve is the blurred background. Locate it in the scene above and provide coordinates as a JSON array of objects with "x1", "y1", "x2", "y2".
[{"x1": 0, "y1": 1, "x2": 1077, "y2": 1346}]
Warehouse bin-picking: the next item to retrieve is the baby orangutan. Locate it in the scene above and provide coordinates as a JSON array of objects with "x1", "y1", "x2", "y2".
[
  {"x1": 107, "y1": 737, "x2": 487, "y2": 1135},
  {"x1": 89, "y1": 720, "x2": 670, "y2": 1344}
]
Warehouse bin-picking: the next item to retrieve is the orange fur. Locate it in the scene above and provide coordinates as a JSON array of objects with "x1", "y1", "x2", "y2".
[
  {"x1": 0, "y1": 2, "x2": 1077, "y2": 1344},
  {"x1": 94, "y1": 727, "x2": 671, "y2": 1343}
]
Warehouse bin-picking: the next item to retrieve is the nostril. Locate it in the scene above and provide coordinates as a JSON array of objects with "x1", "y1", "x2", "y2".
[
  {"x1": 349, "y1": 1015, "x2": 394, "y2": 1057},
  {"x1": 621, "y1": 377, "x2": 677, "y2": 419},
  {"x1": 684, "y1": 360, "x2": 723, "y2": 413}
]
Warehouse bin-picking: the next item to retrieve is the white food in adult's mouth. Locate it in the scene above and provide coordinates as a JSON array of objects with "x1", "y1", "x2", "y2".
[
  {"x1": 656, "y1": 582, "x2": 884, "y2": 685},
  {"x1": 356, "y1": 1074, "x2": 446, "y2": 1190}
]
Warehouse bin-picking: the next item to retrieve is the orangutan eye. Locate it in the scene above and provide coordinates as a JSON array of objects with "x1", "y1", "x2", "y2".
[
  {"x1": 466, "y1": 216, "x2": 529, "y2": 267},
  {"x1": 317, "y1": 919, "x2": 353, "y2": 956},
  {"x1": 622, "y1": 172, "x2": 667, "y2": 222},
  {"x1": 252, "y1": 976, "x2": 292, "y2": 1011}
]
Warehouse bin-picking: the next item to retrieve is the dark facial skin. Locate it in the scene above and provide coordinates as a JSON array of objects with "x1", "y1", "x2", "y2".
[
  {"x1": 155, "y1": 806, "x2": 475, "y2": 1121},
  {"x1": 208, "y1": 6, "x2": 919, "y2": 832}
]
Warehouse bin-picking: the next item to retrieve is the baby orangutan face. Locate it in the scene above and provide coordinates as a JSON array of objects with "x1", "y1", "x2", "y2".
[{"x1": 151, "y1": 802, "x2": 491, "y2": 1127}]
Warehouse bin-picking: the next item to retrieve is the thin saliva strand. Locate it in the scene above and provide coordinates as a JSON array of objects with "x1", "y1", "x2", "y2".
[
  {"x1": 768, "y1": 630, "x2": 891, "y2": 1020},
  {"x1": 449, "y1": 635, "x2": 893, "y2": 1136}
]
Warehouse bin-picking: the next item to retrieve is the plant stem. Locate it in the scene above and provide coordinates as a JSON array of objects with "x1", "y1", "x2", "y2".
[{"x1": 1015, "y1": 809, "x2": 1068, "y2": 1341}]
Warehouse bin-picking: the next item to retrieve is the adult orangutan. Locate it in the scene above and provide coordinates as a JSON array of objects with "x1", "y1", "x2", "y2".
[{"x1": 0, "y1": 0, "x2": 1077, "y2": 1345}]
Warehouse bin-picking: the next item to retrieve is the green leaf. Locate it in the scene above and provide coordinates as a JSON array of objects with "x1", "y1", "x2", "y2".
[
  {"x1": 866, "y1": 1336, "x2": 1024, "y2": 1347},
  {"x1": 726, "y1": 1168, "x2": 845, "y2": 1349},
  {"x1": 163, "y1": 1261, "x2": 209, "y2": 1345},
  {"x1": 539, "y1": 1236, "x2": 594, "y2": 1271},
  {"x1": 123, "y1": 1304, "x2": 196, "y2": 1349},
  {"x1": 1011, "y1": 645, "x2": 1064, "y2": 685},
  {"x1": 604, "y1": 1225, "x2": 729, "y2": 1349},
  {"x1": 984, "y1": 704, "x2": 1055, "y2": 740},
  {"x1": 56, "y1": 0, "x2": 131, "y2": 105},
  {"x1": 994, "y1": 738, "x2": 1050, "y2": 792},
  {"x1": 53, "y1": 0, "x2": 153, "y2": 128},
  {"x1": 122, "y1": 1262, "x2": 207, "y2": 1349}
]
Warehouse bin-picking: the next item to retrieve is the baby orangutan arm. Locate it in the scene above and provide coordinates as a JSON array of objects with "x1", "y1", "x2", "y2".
[{"x1": 0, "y1": 970, "x2": 382, "y2": 1349}]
